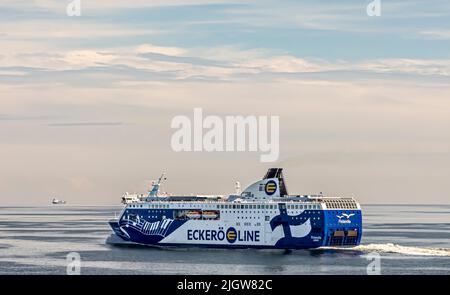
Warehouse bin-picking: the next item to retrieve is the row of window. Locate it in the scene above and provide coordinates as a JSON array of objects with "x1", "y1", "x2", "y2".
[
  {"x1": 236, "y1": 216, "x2": 321, "y2": 221},
  {"x1": 218, "y1": 204, "x2": 320, "y2": 210},
  {"x1": 324, "y1": 200, "x2": 357, "y2": 209},
  {"x1": 221, "y1": 210, "x2": 320, "y2": 214},
  {"x1": 140, "y1": 209, "x2": 323, "y2": 215},
  {"x1": 222, "y1": 210, "x2": 276, "y2": 214},
  {"x1": 129, "y1": 203, "x2": 322, "y2": 210},
  {"x1": 139, "y1": 214, "x2": 321, "y2": 222},
  {"x1": 129, "y1": 204, "x2": 169, "y2": 208}
]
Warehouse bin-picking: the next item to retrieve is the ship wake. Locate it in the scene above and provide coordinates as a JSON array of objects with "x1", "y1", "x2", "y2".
[{"x1": 343, "y1": 243, "x2": 450, "y2": 257}]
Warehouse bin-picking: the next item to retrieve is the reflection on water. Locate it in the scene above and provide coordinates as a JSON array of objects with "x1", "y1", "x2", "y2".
[{"x1": 0, "y1": 205, "x2": 449, "y2": 274}]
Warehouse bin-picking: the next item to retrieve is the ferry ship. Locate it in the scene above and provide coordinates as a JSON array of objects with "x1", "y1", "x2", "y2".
[{"x1": 108, "y1": 168, "x2": 362, "y2": 249}]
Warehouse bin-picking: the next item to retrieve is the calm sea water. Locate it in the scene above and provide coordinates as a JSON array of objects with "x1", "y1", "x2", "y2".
[{"x1": 0, "y1": 204, "x2": 449, "y2": 275}]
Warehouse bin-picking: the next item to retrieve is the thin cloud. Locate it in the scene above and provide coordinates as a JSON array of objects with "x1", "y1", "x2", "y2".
[
  {"x1": 0, "y1": 114, "x2": 57, "y2": 121},
  {"x1": 47, "y1": 122, "x2": 124, "y2": 127},
  {"x1": 1, "y1": 44, "x2": 450, "y2": 86},
  {"x1": 418, "y1": 30, "x2": 450, "y2": 40}
]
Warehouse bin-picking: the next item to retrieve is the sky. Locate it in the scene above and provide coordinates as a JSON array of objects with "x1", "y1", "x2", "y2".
[{"x1": 1, "y1": 0, "x2": 450, "y2": 205}]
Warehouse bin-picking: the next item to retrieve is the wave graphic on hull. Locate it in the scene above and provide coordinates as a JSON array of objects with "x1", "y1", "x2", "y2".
[
  {"x1": 122, "y1": 217, "x2": 174, "y2": 237},
  {"x1": 289, "y1": 219, "x2": 311, "y2": 238},
  {"x1": 327, "y1": 243, "x2": 450, "y2": 257}
]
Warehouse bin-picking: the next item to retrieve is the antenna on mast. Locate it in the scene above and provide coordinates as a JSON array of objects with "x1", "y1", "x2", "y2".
[
  {"x1": 148, "y1": 172, "x2": 167, "y2": 197},
  {"x1": 235, "y1": 181, "x2": 241, "y2": 195}
]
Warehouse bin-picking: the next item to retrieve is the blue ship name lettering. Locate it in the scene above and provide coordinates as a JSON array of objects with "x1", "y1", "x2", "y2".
[{"x1": 187, "y1": 229, "x2": 260, "y2": 242}]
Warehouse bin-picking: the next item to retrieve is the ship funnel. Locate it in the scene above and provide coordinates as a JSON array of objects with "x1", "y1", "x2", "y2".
[
  {"x1": 263, "y1": 168, "x2": 288, "y2": 196},
  {"x1": 240, "y1": 167, "x2": 289, "y2": 200}
]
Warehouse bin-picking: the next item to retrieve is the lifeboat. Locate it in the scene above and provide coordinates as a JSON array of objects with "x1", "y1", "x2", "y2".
[
  {"x1": 185, "y1": 211, "x2": 201, "y2": 219},
  {"x1": 201, "y1": 211, "x2": 218, "y2": 219}
]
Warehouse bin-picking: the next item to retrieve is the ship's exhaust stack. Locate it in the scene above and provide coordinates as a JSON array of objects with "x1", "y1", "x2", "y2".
[{"x1": 263, "y1": 168, "x2": 288, "y2": 196}]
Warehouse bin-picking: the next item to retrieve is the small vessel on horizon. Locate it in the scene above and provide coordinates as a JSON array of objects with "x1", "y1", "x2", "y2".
[{"x1": 51, "y1": 197, "x2": 66, "y2": 205}]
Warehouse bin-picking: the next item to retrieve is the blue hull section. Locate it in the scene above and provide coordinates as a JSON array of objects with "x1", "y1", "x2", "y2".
[{"x1": 109, "y1": 207, "x2": 362, "y2": 249}]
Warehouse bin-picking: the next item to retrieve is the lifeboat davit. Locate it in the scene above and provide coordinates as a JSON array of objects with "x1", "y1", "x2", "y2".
[
  {"x1": 186, "y1": 211, "x2": 201, "y2": 219},
  {"x1": 201, "y1": 211, "x2": 218, "y2": 219}
]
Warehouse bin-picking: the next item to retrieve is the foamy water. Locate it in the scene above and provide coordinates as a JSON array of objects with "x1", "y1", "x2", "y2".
[{"x1": 352, "y1": 243, "x2": 450, "y2": 257}]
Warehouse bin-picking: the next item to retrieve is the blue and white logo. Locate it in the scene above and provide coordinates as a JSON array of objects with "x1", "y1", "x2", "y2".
[{"x1": 337, "y1": 213, "x2": 355, "y2": 224}]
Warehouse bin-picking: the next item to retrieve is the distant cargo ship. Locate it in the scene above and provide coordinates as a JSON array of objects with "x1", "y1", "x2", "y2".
[
  {"x1": 108, "y1": 168, "x2": 363, "y2": 249},
  {"x1": 51, "y1": 198, "x2": 66, "y2": 205}
]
